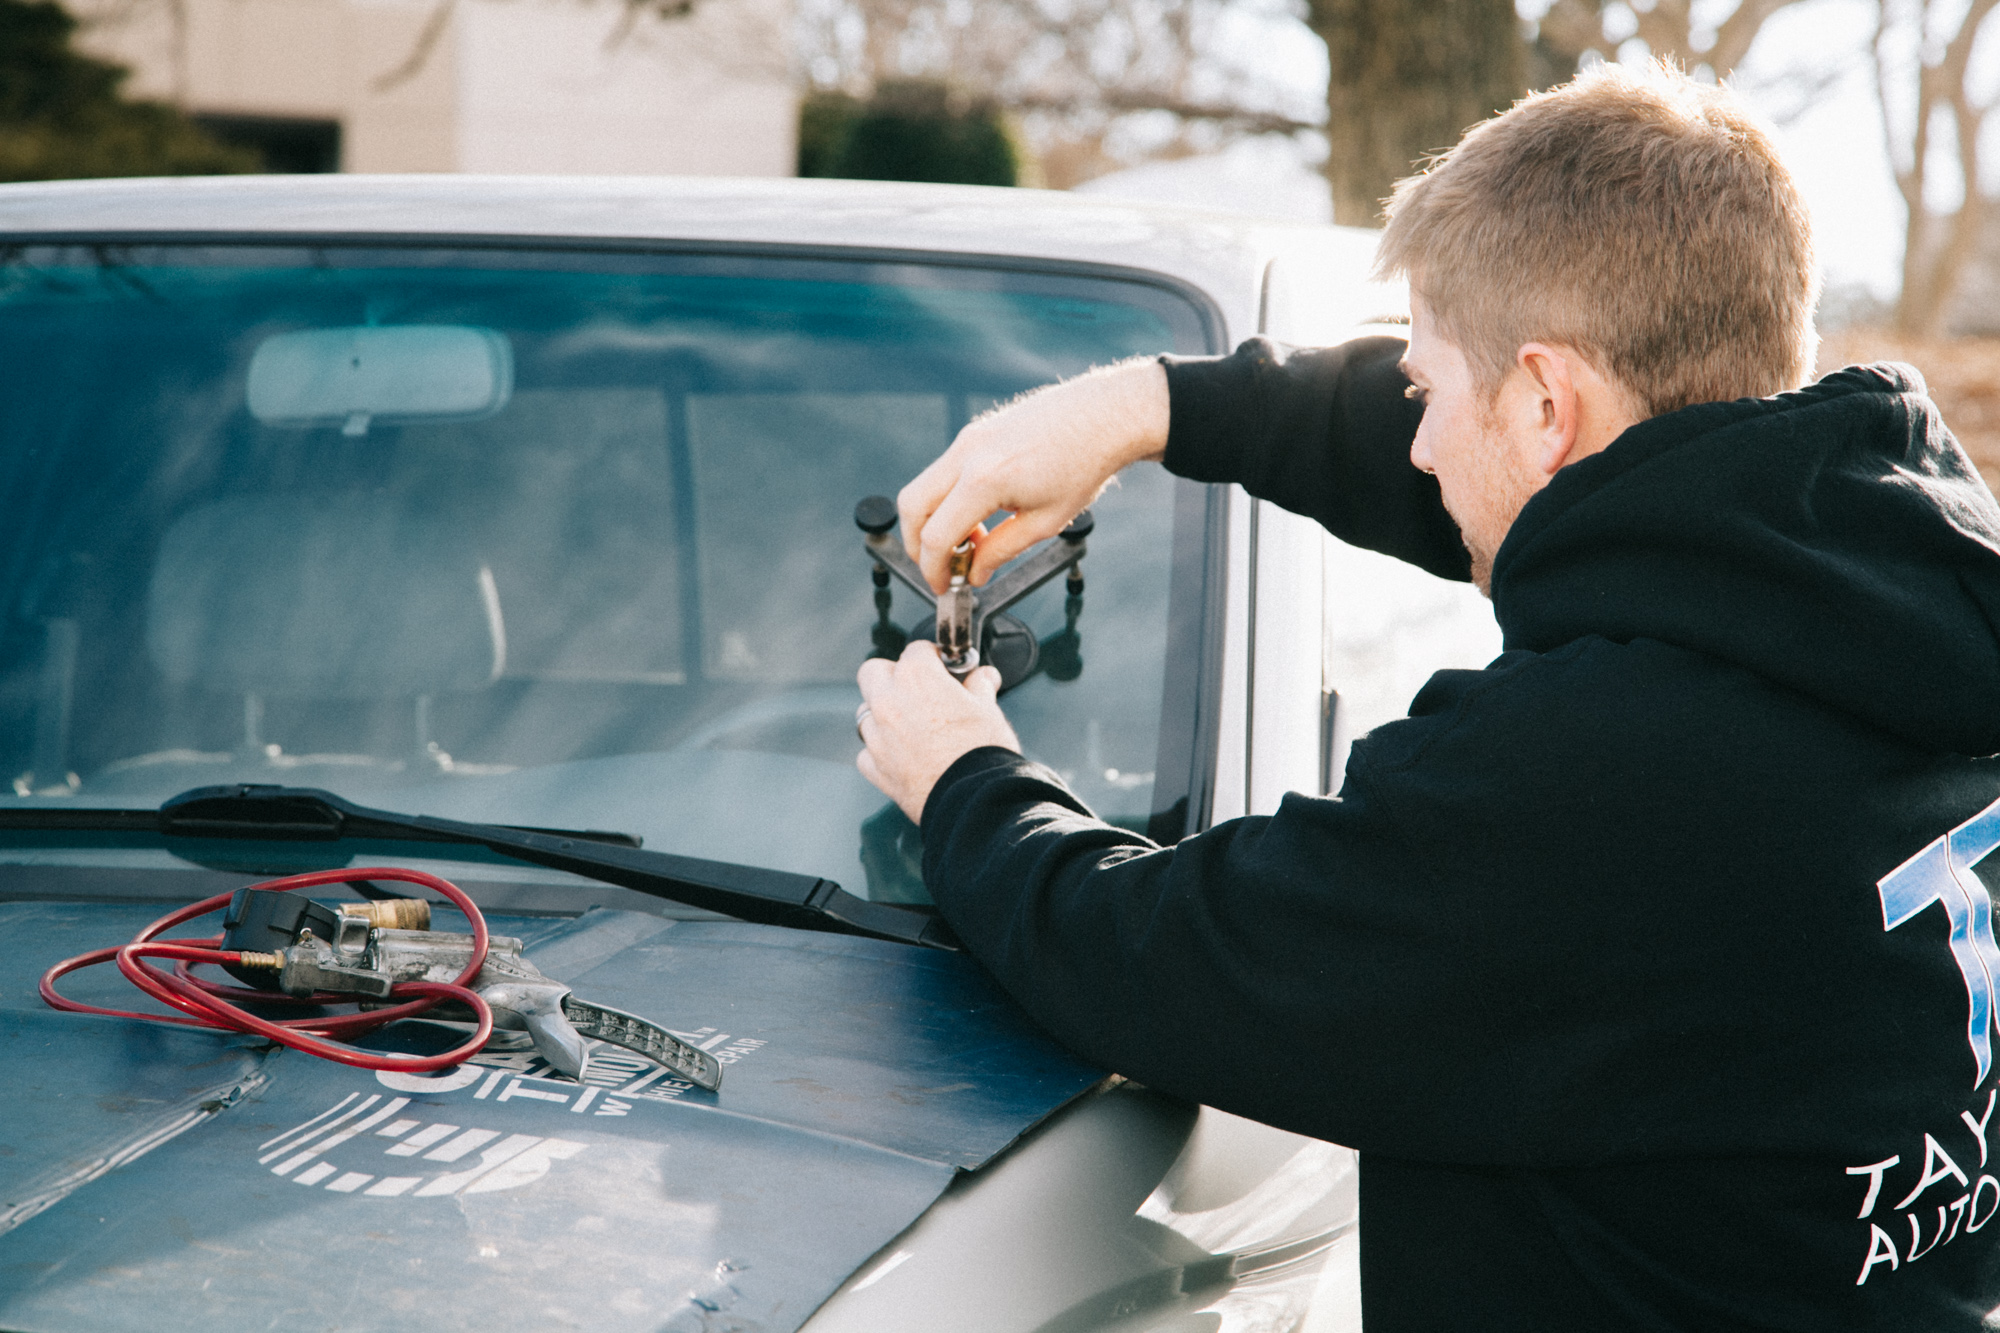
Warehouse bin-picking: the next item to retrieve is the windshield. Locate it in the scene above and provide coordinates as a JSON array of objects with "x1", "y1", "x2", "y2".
[{"x1": 0, "y1": 242, "x2": 1218, "y2": 903}]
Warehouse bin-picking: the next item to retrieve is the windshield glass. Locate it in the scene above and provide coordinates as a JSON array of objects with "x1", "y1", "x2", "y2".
[{"x1": 0, "y1": 243, "x2": 1217, "y2": 903}]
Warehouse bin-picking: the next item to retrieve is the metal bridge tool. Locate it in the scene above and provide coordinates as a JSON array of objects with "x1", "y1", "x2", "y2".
[
  {"x1": 222, "y1": 887, "x2": 722, "y2": 1090},
  {"x1": 855, "y1": 496, "x2": 1092, "y2": 692},
  {"x1": 938, "y1": 540, "x2": 979, "y2": 674}
]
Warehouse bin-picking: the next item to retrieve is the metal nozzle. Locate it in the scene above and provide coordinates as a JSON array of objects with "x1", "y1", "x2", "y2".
[
  {"x1": 938, "y1": 539, "x2": 978, "y2": 675},
  {"x1": 341, "y1": 898, "x2": 432, "y2": 931}
]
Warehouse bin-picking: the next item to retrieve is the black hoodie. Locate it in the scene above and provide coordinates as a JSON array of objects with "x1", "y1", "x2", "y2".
[{"x1": 921, "y1": 337, "x2": 2000, "y2": 1331}]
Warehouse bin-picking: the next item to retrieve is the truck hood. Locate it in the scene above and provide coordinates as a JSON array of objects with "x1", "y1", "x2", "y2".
[{"x1": 0, "y1": 901, "x2": 1104, "y2": 1332}]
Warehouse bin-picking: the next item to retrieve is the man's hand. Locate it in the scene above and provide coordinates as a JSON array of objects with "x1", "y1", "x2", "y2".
[
  {"x1": 857, "y1": 641, "x2": 1020, "y2": 824},
  {"x1": 899, "y1": 358, "x2": 1170, "y2": 591}
]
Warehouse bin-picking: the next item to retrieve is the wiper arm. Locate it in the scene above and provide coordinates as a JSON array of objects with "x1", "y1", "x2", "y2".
[{"x1": 2, "y1": 784, "x2": 957, "y2": 951}]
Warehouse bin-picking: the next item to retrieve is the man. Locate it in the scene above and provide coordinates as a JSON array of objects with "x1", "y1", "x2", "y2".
[{"x1": 855, "y1": 62, "x2": 2000, "y2": 1330}]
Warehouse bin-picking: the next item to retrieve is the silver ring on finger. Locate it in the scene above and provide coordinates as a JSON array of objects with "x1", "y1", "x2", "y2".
[{"x1": 855, "y1": 703, "x2": 872, "y2": 743}]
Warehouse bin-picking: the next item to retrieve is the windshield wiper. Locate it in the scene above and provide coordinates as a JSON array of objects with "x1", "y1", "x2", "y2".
[{"x1": 0, "y1": 784, "x2": 958, "y2": 951}]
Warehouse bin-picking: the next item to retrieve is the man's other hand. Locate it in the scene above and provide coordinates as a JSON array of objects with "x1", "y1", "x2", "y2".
[
  {"x1": 857, "y1": 641, "x2": 1020, "y2": 824},
  {"x1": 898, "y1": 358, "x2": 1170, "y2": 592}
]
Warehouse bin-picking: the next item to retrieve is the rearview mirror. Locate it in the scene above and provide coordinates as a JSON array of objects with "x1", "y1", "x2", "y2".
[{"x1": 247, "y1": 325, "x2": 513, "y2": 436}]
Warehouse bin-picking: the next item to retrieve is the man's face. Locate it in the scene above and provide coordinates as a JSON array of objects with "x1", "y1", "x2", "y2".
[{"x1": 1402, "y1": 295, "x2": 1544, "y2": 595}]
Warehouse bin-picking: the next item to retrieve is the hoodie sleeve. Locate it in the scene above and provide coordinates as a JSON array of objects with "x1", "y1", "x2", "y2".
[
  {"x1": 921, "y1": 737, "x2": 1521, "y2": 1160},
  {"x1": 1162, "y1": 335, "x2": 1471, "y2": 582}
]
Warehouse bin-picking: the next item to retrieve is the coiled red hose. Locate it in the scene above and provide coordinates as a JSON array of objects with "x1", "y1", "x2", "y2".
[{"x1": 40, "y1": 866, "x2": 493, "y2": 1072}]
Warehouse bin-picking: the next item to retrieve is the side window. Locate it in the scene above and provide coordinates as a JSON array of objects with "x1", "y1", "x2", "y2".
[{"x1": 1321, "y1": 534, "x2": 1502, "y2": 791}]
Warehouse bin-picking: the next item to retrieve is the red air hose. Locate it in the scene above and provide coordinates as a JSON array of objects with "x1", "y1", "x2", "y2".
[{"x1": 40, "y1": 867, "x2": 493, "y2": 1072}]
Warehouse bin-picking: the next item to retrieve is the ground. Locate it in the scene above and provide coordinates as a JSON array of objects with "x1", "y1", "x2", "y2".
[{"x1": 1821, "y1": 327, "x2": 2000, "y2": 493}]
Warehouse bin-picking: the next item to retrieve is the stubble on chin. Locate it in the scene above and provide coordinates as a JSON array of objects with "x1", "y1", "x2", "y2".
[
  {"x1": 1465, "y1": 541, "x2": 1496, "y2": 597},
  {"x1": 1449, "y1": 413, "x2": 1532, "y2": 601},
  {"x1": 1437, "y1": 487, "x2": 1499, "y2": 597}
]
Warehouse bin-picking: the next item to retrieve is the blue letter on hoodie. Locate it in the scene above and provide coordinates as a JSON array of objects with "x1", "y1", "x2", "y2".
[{"x1": 1879, "y1": 795, "x2": 2000, "y2": 1087}]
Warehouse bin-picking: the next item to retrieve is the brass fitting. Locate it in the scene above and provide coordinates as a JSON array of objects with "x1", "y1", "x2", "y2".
[
  {"x1": 948, "y1": 539, "x2": 974, "y2": 585},
  {"x1": 340, "y1": 898, "x2": 431, "y2": 931},
  {"x1": 234, "y1": 950, "x2": 285, "y2": 970}
]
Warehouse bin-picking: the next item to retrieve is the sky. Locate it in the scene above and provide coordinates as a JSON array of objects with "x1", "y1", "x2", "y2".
[
  {"x1": 1734, "y1": 0, "x2": 1904, "y2": 297},
  {"x1": 1079, "y1": 0, "x2": 1911, "y2": 301}
]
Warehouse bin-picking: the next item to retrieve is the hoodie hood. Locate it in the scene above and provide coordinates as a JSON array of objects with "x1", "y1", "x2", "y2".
[{"x1": 1490, "y1": 362, "x2": 2000, "y2": 756}]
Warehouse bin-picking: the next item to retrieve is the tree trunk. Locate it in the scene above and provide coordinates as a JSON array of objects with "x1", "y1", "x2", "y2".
[
  {"x1": 1308, "y1": 0, "x2": 1525, "y2": 226},
  {"x1": 1894, "y1": 199, "x2": 1990, "y2": 336}
]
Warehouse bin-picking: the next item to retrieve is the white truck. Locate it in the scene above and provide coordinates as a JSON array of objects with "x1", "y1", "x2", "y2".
[{"x1": 0, "y1": 175, "x2": 1497, "y2": 1333}]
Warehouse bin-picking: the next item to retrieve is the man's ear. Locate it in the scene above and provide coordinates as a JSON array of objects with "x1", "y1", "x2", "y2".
[{"x1": 1514, "y1": 343, "x2": 1582, "y2": 477}]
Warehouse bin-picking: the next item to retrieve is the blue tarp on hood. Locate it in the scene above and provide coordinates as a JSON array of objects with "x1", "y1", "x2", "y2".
[{"x1": 0, "y1": 901, "x2": 1105, "y2": 1331}]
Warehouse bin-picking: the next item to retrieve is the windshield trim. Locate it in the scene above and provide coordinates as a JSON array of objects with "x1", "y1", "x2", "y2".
[
  {"x1": 0, "y1": 231, "x2": 1230, "y2": 353},
  {"x1": 1150, "y1": 481, "x2": 1230, "y2": 843}
]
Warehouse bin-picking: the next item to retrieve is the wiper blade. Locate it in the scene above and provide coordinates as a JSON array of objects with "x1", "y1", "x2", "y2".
[
  {"x1": 0, "y1": 795, "x2": 641, "y2": 849},
  {"x1": 0, "y1": 784, "x2": 957, "y2": 951},
  {"x1": 159, "y1": 790, "x2": 643, "y2": 849}
]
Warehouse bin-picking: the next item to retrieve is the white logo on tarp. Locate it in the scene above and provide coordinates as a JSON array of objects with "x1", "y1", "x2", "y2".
[
  {"x1": 255, "y1": 1030, "x2": 768, "y2": 1197},
  {"x1": 257, "y1": 1092, "x2": 584, "y2": 1198}
]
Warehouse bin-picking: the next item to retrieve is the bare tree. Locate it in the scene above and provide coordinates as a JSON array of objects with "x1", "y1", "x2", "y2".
[
  {"x1": 792, "y1": 0, "x2": 1318, "y2": 187},
  {"x1": 1308, "y1": 0, "x2": 1520, "y2": 225},
  {"x1": 1870, "y1": 0, "x2": 2000, "y2": 335},
  {"x1": 1530, "y1": 0, "x2": 1804, "y2": 78},
  {"x1": 374, "y1": 0, "x2": 1321, "y2": 187},
  {"x1": 1304, "y1": 0, "x2": 1821, "y2": 229}
]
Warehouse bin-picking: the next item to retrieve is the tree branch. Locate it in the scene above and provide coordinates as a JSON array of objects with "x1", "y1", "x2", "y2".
[
  {"x1": 1634, "y1": 0, "x2": 1696, "y2": 67},
  {"x1": 1708, "y1": 0, "x2": 1799, "y2": 76},
  {"x1": 372, "y1": 0, "x2": 458, "y2": 93},
  {"x1": 1903, "y1": 77, "x2": 1988, "y2": 333},
  {"x1": 1875, "y1": 0, "x2": 1921, "y2": 206},
  {"x1": 1009, "y1": 90, "x2": 1318, "y2": 136}
]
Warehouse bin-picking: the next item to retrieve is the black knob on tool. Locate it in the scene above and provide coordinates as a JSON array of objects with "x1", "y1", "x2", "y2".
[
  {"x1": 220, "y1": 887, "x2": 344, "y2": 990},
  {"x1": 1062, "y1": 509, "x2": 1094, "y2": 541},
  {"x1": 855, "y1": 496, "x2": 899, "y2": 535}
]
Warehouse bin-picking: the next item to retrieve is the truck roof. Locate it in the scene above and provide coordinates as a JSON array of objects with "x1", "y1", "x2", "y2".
[{"x1": 0, "y1": 175, "x2": 1404, "y2": 347}]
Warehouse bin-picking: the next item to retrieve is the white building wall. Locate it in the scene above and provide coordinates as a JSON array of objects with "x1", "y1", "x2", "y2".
[
  {"x1": 453, "y1": 0, "x2": 795, "y2": 176},
  {"x1": 75, "y1": 0, "x2": 458, "y2": 172},
  {"x1": 73, "y1": 0, "x2": 795, "y2": 177}
]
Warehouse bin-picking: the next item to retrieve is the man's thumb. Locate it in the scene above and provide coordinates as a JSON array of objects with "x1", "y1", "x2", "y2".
[{"x1": 965, "y1": 664, "x2": 1003, "y2": 704}]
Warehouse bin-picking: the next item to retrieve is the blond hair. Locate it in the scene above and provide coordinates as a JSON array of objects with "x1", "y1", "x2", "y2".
[{"x1": 1376, "y1": 61, "x2": 1818, "y2": 418}]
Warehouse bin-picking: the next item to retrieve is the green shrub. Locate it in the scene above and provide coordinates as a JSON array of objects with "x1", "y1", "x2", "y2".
[
  {"x1": 0, "y1": 0, "x2": 257, "y2": 182},
  {"x1": 798, "y1": 81, "x2": 1017, "y2": 187}
]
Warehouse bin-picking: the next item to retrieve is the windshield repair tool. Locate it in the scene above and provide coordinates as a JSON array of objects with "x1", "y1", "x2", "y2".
[
  {"x1": 854, "y1": 495, "x2": 1091, "y2": 691},
  {"x1": 40, "y1": 866, "x2": 723, "y2": 1091},
  {"x1": 937, "y1": 539, "x2": 979, "y2": 673}
]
